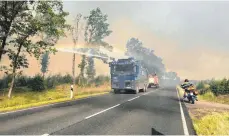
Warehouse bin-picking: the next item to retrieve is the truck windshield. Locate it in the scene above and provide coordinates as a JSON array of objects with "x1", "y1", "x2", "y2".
[{"x1": 114, "y1": 64, "x2": 134, "y2": 73}]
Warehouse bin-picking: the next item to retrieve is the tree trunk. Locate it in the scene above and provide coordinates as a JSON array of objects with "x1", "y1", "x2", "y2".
[
  {"x1": 8, "y1": 73, "x2": 15, "y2": 98},
  {"x1": 0, "y1": 37, "x2": 7, "y2": 61},
  {"x1": 72, "y1": 53, "x2": 76, "y2": 85},
  {"x1": 8, "y1": 43, "x2": 23, "y2": 98},
  {"x1": 72, "y1": 14, "x2": 81, "y2": 86}
]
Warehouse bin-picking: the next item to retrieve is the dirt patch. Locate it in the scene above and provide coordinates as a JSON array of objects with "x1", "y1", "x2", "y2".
[
  {"x1": 185, "y1": 100, "x2": 229, "y2": 119},
  {"x1": 188, "y1": 108, "x2": 229, "y2": 120}
]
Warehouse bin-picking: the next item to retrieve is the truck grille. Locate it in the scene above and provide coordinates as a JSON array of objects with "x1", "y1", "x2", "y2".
[
  {"x1": 125, "y1": 82, "x2": 131, "y2": 87},
  {"x1": 112, "y1": 82, "x2": 119, "y2": 88}
]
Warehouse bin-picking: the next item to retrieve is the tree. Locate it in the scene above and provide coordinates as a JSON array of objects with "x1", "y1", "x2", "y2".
[
  {"x1": 125, "y1": 38, "x2": 166, "y2": 77},
  {"x1": 84, "y1": 7, "x2": 112, "y2": 80},
  {"x1": 78, "y1": 55, "x2": 87, "y2": 85},
  {"x1": 0, "y1": 1, "x2": 33, "y2": 61},
  {"x1": 86, "y1": 57, "x2": 96, "y2": 83},
  {"x1": 71, "y1": 14, "x2": 82, "y2": 86},
  {"x1": 2, "y1": 1, "x2": 69, "y2": 98},
  {"x1": 40, "y1": 52, "x2": 50, "y2": 79}
]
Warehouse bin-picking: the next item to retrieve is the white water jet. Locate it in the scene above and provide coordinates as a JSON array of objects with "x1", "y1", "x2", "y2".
[{"x1": 56, "y1": 46, "x2": 129, "y2": 62}]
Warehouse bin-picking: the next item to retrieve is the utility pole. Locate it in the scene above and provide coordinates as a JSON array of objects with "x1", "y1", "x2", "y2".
[{"x1": 71, "y1": 14, "x2": 82, "y2": 99}]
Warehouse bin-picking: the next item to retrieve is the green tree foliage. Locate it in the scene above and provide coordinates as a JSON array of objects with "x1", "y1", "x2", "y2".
[
  {"x1": 14, "y1": 75, "x2": 28, "y2": 87},
  {"x1": 0, "y1": 75, "x2": 12, "y2": 90},
  {"x1": 0, "y1": 1, "x2": 69, "y2": 98},
  {"x1": 78, "y1": 55, "x2": 87, "y2": 85},
  {"x1": 86, "y1": 57, "x2": 96, "y2": 83},
  {"x1": 29, "y1": 74, "x2": 45, "y2": 91},
  {"x1": 40, "y1": 52, "x2": 50, "y2": 79},
  {"x1": 94, "y1": 75, "x2": 110, "y2": 86},
  {"x1": 84, "y1": 7, "x2": 112, "y2": 80},
  {"x1": 196, "y1": 81, "x2": 205, "y2": 90},
  {"x1": 62, "y1": 74, "x2": 73, "y2": 84},
  {"x1": 0, "y1": 73, "x2": 110, "y2": 91},
  {"x1": 125, "y1": 38, "x2": 166, "y2": 76},
  {"x1": 125, "y1": 38, "x2": 181, "y2": 85},
  {"x1": 0, "y1": 1, "x2": 32, "y2": 61},
  {"x1": 209, "y1": 78, "x2": 229, "y2": 95}
]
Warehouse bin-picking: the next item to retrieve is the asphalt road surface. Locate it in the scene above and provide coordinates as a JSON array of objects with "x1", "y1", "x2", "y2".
[{"x1": 0, "y1": 87, "x2": 195, "y2": 135}]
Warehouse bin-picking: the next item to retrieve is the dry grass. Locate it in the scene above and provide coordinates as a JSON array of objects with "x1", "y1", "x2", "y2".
[
  {"x1": 0, "y1": 83, "x2": 110, "y2": 112},
  {"x1": 177, "y1": 85, "x2": 229, "y2": 135},
  {"x1": 191, "y1": 110, "x2": 229, "y2": 135}
]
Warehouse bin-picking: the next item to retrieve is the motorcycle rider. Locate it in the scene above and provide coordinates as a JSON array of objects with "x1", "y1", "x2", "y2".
[
  {"x1": 181, "y1": 79, "x2": 198, "y2": 101},
  {"x1": 181, "y1": 79, "x2": 192, "y2": 101}
]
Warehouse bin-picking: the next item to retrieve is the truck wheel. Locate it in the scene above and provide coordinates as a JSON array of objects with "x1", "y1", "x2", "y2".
[
  {"x1": 114, "y1": 89, "x2": 119, "y2": 94},
  {"x1": 144, "y1": 85, "x2": 147, "y2": 92}
]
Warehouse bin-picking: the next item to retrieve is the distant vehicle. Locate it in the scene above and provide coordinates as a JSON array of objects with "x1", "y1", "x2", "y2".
[
  {"x1": 109, "y1": 57, "x2": 148, "y2": 94},
  {"x1": 148, "y1": 74, "x2": 159, "y2": 88}
]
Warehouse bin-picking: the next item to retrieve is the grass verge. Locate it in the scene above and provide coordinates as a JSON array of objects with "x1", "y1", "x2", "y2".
[
  {"x1": 191, "y1": 110, "x2": 229, "y2": 135},
  {"x1": 177, "y1": 85, "x2": 229, "y2": 135},
  {"x1": 0, "y1": 83, "x2": 110, "y2": 113},
  {"x1": 198, "y1": 92, "x2": 229, "y2": 105}
]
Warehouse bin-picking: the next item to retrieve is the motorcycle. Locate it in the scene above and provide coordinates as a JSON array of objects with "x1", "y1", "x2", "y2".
[{"x1": 181, "y1": 84, "x2": 198, "y2": 104}]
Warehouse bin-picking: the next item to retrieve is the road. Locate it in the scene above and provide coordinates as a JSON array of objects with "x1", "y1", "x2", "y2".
[{"x1": 0, "y1": 87, "x2": 195, "y2": 135}]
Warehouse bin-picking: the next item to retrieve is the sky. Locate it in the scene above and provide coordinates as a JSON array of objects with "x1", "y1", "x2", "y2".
[{"x1": 1, "y1": 1, "x2": 229, "y2": 80}]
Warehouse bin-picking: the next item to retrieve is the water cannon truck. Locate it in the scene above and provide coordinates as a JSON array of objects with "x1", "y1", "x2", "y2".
[{"x1": 109, "y1": 57, "x2": 149, "y2": 94}]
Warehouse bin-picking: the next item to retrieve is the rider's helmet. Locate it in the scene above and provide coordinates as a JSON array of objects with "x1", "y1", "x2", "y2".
[{"x1": 184, "y1": 79, "x2": 189, "y2": 82}]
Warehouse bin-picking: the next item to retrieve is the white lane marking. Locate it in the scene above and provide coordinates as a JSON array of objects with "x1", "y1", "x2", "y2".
[
  {"x1": 85, "y1": 104, "x2": 120, "y2": 119},
  {"x1": 41, "y1": 134, "x2": 49, "y2": 136},
  {"x1": 176, "y1": 89, "x2": 189, "y2": 136},
  {"x1": 127, "y1": 96, "x2": 140, "y2": 101}
]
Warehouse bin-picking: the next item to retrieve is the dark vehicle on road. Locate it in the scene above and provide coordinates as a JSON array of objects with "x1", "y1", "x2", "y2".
[{"x1": 109, "y1": 57, "x2": 149, "y2": 94}]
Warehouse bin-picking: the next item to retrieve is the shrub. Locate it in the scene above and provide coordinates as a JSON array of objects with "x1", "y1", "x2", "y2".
[
  {"x1": 62, "y1": 74, "x2": 73, "y2": 84},
  {"x1": 93, "y1": 75, "x2": 110, "y2": 86},
  {"x1": 29, "y1": 74, "x2": 45, "y2": 91},
  {"x1": 15, "y1": 75, "x2": 28, "y2": 87},
  {"x1": 45, "y1": 76, "x2": 58, "y2": 89},
  {"x1": 196, "y1": 81, "x2": 205, "y2": 90},
  {"x1": 209, "y1": 79, "x2": 229, "y2": 95},
  {"x1": 0, "y1": 75, "x2": 12, "y2": 90}
]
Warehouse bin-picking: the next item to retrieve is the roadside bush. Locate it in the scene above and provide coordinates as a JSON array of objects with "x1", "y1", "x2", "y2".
[
  {"x1": 62, "y1": 74, "x2": 73, "y2": 84},
  {"x1": 0, "y1": 75, "x2": 12, "y2": 90},
  {"x1": 209, "y1": 79, "x2": 229, "y2": 95},
  {"x1": 44, "y1": 74, "x2": 73, "y2": 89},
  {"x1": 196, "y1": 81, "x2": 205, "y2": 90},
  {"x1": 29, "y1": 74, "x2": 45, "y2": 91},
  {"x1": 15, "y1": 75, "x2": 29, "y2": 87},
  {"x1": 45, "y1": 76, "x2": 58, "y2": 89},
  {"x1": 93, "y1": 75, "x2": 110, "y2": 86},
  {"x1": 0, "y1": 73, "x2": 110, "y2": 91}
]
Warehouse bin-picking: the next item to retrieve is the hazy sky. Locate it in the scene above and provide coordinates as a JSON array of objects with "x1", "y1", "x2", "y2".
[{"x1": 1, "y1": 1, "x2": 229, "y2": 80}]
